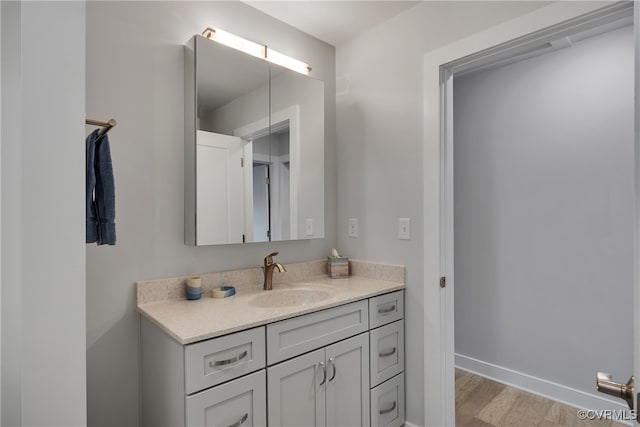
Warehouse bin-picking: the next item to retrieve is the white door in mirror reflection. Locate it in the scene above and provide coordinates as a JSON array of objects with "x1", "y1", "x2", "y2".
[{"x1": 196, "y1": 131, "x2": 244, "y2": 245}]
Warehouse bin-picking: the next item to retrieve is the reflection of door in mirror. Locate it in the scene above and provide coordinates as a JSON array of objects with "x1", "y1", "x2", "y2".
[{"x1": 195, "y1": 131, "x2": 244, "y2": 245}]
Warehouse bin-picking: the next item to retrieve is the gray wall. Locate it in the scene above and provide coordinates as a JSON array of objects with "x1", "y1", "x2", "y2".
[
  {"x1": 454, "y1": 26, "x2": 634, "y2": 396},
  {"x1": 85, "y1": 2, "x2": 336, "y2": 425},
  {"x1": 335, "y1": 2, "x2": 549, "y2": 424},
  {"x1": 2, "y1": 1, "x2": 87, "y2": 425},
  {"x1": 1, "y1": 4, "x2": 22, "y2": 423}
]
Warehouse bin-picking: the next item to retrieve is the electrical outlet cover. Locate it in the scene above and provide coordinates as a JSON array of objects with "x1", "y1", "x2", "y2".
[
  {"x1": 348, "y1": 218, "x2": 359, "y2": 238},
  {"x1": 399, "y1": 218, "x2": 411, "y2": 240}
]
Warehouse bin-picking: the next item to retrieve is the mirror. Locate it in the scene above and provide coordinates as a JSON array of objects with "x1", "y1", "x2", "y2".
[{"x1": 185, "y1": 34, "x2": 325, "y2": 245}]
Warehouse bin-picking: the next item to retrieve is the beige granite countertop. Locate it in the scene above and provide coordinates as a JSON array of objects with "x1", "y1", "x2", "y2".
[{"x1": 138, "y1": 274, "x2": 405, "y2": 345}]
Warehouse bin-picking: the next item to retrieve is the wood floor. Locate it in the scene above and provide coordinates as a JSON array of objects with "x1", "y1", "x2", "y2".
[{"x1": 456, "y1": 370, "x2": 625, "y2": 427}]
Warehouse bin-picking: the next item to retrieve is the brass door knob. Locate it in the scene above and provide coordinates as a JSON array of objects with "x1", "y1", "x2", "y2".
[{"x1": 596, "y1": 371, "x2": 634, "y2": 410}]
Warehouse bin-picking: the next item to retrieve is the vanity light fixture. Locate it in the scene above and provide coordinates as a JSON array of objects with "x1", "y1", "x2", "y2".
[
  {"x1": 265, "y1": 48, "x2": 312, "y2": 75},
  {"x1": 202, "y1": 27, "x2": 265, "y2": 59},
  {"x1": 202, "y1": 27, "x2": 312, "y2": 75}
]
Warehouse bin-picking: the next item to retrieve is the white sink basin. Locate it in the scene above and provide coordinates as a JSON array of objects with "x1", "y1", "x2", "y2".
[{"x1": 249, "y1": 286, "x2": 332, "y2": 308}]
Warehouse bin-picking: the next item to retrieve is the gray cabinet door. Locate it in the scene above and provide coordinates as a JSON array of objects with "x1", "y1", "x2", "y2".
[
  {"x1": 267, "y1": 348, "x2": 326, "y2": 427},
  {"x1": 185, "y1": 370, "x2": 266, "y2": 427},
  {"x1": 325, "y1": 333, "x2": 370, "y2": 427}
]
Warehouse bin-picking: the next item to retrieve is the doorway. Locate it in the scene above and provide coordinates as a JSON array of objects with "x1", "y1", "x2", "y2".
[
  {"x1": 453, "y1": 20, "x2": 634, "y2": 425},
  {"x1": 247, "y1": 122, "x2": 292, "y2": 243},
  {"x1": 235, "y1": 109, "x2": 298, "y2": 242},
  {"x1": 452, "y1": 21, "x2": 634, "y2": 425},
  {"x1": 422, "y1": 2, "x2": 639, "y2": 425}
]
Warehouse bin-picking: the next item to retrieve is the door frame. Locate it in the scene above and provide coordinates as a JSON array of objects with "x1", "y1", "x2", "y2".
[
  {"x1": 634, "y1": 1, "x2": 640, "y2": 421},
  {"x1": 234, "y1": 105, "x2": 300, "y2": 240},
  {"x1": 422, "y1": 2, "x2": 637, "y2": 425}
]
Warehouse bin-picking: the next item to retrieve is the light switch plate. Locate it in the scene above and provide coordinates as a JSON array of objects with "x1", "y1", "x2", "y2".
[
  {"x1": 399, "y1": 218, "x2": 411, "y2": 240},
  {"x1": 348, "y1": 218, "x2": 359, "y2": 238},
  {"x1": 305, "y1": 219, "x2": 313, "y2": 236}
]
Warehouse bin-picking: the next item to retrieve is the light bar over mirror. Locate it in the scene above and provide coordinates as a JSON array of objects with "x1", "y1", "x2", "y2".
[{"x1": 202, "y1": 27, "x2": 311, "y2": 75}]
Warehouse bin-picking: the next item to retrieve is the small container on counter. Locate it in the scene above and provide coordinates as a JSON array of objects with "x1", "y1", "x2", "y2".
[
  {"x1": 185, "y1": 276, "x2": 202, "y2": 300},
  {"x1": 327, "y1": 256, "x2": 350, "y2": 279},
  {"x1": 211, "y1": 286, "x2": 236, "y2": 298}
]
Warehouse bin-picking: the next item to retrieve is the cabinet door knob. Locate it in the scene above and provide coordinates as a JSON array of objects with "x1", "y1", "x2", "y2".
[
  {"x1": 318, "y1": 362, "x2": 327, "y2": 386},
  {"x1": 227, "y1": 413, "x2": 248, "y2": 427},
  {"x1": 379, "y1": 401, "x2": 397, "y2": 415},
  {"x1": 210, "y1": 350, "x2": 248, "y2": 367},
  {"x1": 328, "y1": 358, "x2": 337, "y2": 382}
]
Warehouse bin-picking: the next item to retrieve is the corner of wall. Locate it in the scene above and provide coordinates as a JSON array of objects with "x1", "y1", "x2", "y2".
[
  {"x1": 1, "y1": 1, "x2": 22, "y2": 424},
  {"x1": 7, "y1": 1, "x2": 87, "y2": 425}
]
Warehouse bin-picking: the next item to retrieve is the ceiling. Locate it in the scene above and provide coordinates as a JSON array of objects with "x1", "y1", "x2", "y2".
[{"x1": 246, "y1": 1, "x2": 421, "y2": 47}]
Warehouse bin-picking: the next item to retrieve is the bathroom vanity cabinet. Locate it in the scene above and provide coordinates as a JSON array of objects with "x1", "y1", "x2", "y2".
[
  {"x1": 265, "y1": 300, "x2": 370, "y2": 426},
  {"x1": 268, "y1": 333, "x2": 369, "y2": 426},
  {"x1": 140, "y1": 289, "x2": 405, "y2": 427}
]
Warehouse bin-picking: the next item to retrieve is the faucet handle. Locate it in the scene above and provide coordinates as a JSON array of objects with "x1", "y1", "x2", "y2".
[{"x1": 264, "y1": 251, "x2": 279, "y2": 265}]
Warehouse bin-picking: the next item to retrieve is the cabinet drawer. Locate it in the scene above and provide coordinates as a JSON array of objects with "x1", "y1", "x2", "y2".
[
  {"x1": 186, "y1": 369, "x2": 266, "y2": 427},
  {"x1": 267, "y1": 300, "x2": 368, "y2": 364},
  {"x1": 369, "y1": 291, "x2": 404, "y2": 329},
  {"x1": 370, "y1": 320, "x2": 404, "y2": 387},
  {"x1": 185, "y1": 327, "x2": 265, "y2": 394},
  {"x1": 370, "y1": 373, "x2": 405, "y2": 427}
]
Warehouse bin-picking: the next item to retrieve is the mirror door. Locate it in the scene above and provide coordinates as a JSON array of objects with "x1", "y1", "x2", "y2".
[{"x1": 185, "y1": 33, "x2": 325, "y2": 246}]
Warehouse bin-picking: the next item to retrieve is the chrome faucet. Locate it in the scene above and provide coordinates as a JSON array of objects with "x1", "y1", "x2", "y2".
[{"x1": 263, "y1": 251, "x2": 286, "y2": 290}]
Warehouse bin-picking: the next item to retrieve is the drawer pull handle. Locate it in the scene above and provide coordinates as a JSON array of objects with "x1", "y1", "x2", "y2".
[
  {"x1": 379, "y1": 347, "x2": 397, "y2": 358},
  {"x1": 210, "y1": 350, "x2": 248, "y2": 367},
  {"x1": 328, "y1": 358, "x2": 337, "y2": 382},
  {"x1": 227, "y1": 413, "x2": 248, "y2": 427},
  {"x1": 318, "y1": 362, "x2": 327, "y2": 386},
  {"x1": 379, "y1": 401, "x2": 397, "y2": 415},
  {"x1": 378, "y1": 305, "x2": 396, "y2": 314}
]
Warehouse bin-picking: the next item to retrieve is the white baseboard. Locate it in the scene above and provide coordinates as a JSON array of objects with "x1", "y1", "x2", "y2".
[
  {"x1": 403, "y1": 422, "x2": 419, "y2": 427},
  {"x1": 455, "y1": 353, "x2": 632, "y2": 425}
]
